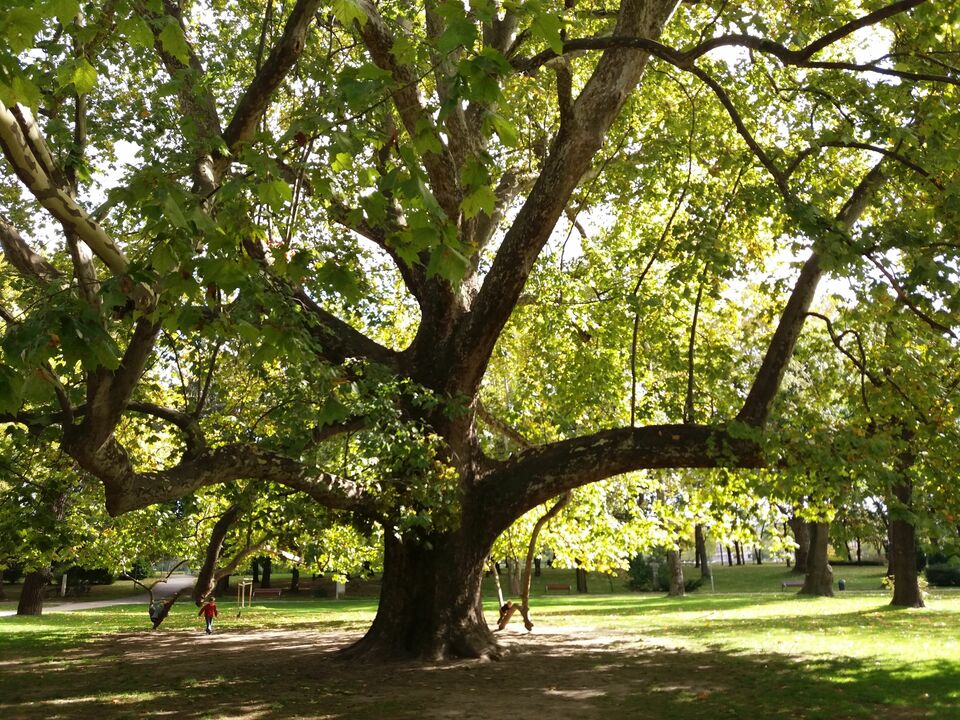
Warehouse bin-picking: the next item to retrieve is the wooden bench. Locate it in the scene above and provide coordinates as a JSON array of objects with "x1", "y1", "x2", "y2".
[
  {"x1": 545, "y1": 583, "x2": 571, "y2": 592},
  {"x1": 781, "y1": 580, "x2": 804, "y2": 590},
  {"x1": 253, "y1": 587, "x2": 283, "y2": 599}
]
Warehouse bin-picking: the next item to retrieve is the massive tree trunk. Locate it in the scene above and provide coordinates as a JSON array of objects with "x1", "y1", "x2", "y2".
[
  {"x1": 800, "y1": 522, "x2": 833, "y2": 596},
  {"x1": 789, "y1": 516, "x2": 811, "y2": 574},
  {"x1": 890, "y1": 479, "x2": 924, "y2": 608},
  {"x1": 666, "y1": 549, "x2": 684, "y2": 597},
  {"x1": 342, "y1": 527, "x2": 498, "y2": 661},
  {"x1": 695, "y1": 524, "x2": 711, "y2": 582},
  {"x1": 17, "y1": 570, "x2": 51, "y2": 616}
]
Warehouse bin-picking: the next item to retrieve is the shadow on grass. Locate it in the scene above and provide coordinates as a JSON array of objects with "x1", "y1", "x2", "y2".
[{"x1": 0, "y1": 621, "x2": 955, "y2": 720}]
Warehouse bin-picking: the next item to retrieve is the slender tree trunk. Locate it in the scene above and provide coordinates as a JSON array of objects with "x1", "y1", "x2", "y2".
[
  {"x1": 788, "y1": 517, "x2": 811, "y2": 574},
  {"x1": 506, "y1": 558, "x2": 521, "y2": 597},
  {"x1": 16, "y1": 570, "x2": 51, "y2": 616},
  {"x1": 890, "y1": 479, "x2": 924, "y2": 608},
  {"x1": 260, "y1": 557, "x2": 272, "y2": 588},
  {"x1": 252, "y1": 558, "x2": 260, "y2": 583},
  {"x1": 845, "y1": 541, "x2": 853, "y2": 563},
  {"x1": 695, "y1": 525, "x2": 711, "y2": 581},
  {"x1": 290, "y1": 567, "x2": 300, "y2": 591},
  {"x1": 516, "y1": 493, "x2": 569, "y2": 631},
  {"x1": 754, "y1": 546, "x2": 762, "y2": 565},
  {"x1": 575, "y1": 567, "x2": 588, "y2": 593},
  {"x1": 856, "y1": 537, "x2": 862, "y2": 565},
  {"x1": 726, "y1": 546, "x2": 733, "y2": 566},
  {"x1": 800, "y1": 522, "x2": 833, "y2": 596},
  {"x1": 666, "y1": 549, "x2": 684, "y2": 597},
  {"x1": 734, "y1": 541, "x2": 743, "y2": 565}
]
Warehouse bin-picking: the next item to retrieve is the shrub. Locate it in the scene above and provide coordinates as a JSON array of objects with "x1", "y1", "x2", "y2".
[
  {"x1": 128, "y1": 560, "x2": 151, "y2": 580},
  {"x1": 628, "y1": 553, "x2": 701, "y2": 592},
  {"x1": 70, "y1": 567, "x2": 115, "y2": 585},
  {"x1": 926, "y1": 556, "x2": 960, "y2": 587},
  {"x1": 2, "y1": 563, "x2": 24, "y2": 584}
]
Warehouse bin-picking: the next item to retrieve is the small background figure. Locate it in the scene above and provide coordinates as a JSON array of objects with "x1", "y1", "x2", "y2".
[{"x1": 198, "y1": 597, "x2": 219, "y2": 634}]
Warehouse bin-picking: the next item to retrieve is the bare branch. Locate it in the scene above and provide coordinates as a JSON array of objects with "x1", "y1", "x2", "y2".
[
  {"x1": 864, "y1": 253, "x2": 958, "y2": 340},
  {"x1": 475, "y1": 400, "x2": 533, "y2": 449},
  {"x1": 127, "y1": 401, "x2": 207, "y2": 458}
]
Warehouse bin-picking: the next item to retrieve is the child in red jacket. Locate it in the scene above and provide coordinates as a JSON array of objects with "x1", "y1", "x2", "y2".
[{"x1": 198, "y1": 597, "x2": 218, "y2": 634}]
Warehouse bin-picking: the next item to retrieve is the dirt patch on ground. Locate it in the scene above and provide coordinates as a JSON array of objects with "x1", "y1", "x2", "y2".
[{"x1": 0, "y1": 623, "x2": 933, "y2": 719}]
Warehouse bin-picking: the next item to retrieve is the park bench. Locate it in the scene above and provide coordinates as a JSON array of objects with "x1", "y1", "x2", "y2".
[
  {"x1": 545, "y1": 583, "x2": 571, "y2": 592},
  {"x1": 253, "y1": 587, "x2": 283, "y2": 599},
  {"x1": 781, "y1": 580, "x2": 804, "y2": 590}
]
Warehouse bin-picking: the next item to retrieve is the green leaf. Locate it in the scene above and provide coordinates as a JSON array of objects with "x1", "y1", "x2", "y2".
[
  {"x1": 163, "y1": 194, "x2": 188, "y2": 228},
  {"x1": 460, "y1": 185, "x2": 496, "y2": 219},
  {"x1": 257, "y1": 179, "x2": 292, "y2": 212},
  {"x1": 530, "y1": 12, "x2": 564, "y2": 55},
  {"x1": 158, "y1": 20, "x2": 191, "y2": 65},
  {"x1": 119, "y1": 15, "x2": 154, "y2": 48},
  {"x1": 43, "y1": 0, "x2": 79, "y2": 23},
  {"x1": 0, "y1": 366, "x2": 23, "y2": 415},
  {"x1": 3, "y1": 8, "x2": 43, "y2": 53},
  {"x1": 6, "y1": 75, "x2": 41, "y2": 109},
  {"x1": 331, "y1": 0, "x2": 367, "y2": 27},
  {"x1": 484, "y1": 112, "x2": 518, "y2": 147},
  {"x1": 437, "y1": 15, "x2": 478, "y2": 53},
  {"x1": 71, "y1": 58, "x2": 98, "y2": 95},
  {"x1": 427, "y1": 244, "x2": 469, "y2": 284},
  {"x1": 151, "y1": 242, "x2": 177, "y2": 274},
  {"x1": 316, "y1": 261, "x2": 362, "y2": 303}
]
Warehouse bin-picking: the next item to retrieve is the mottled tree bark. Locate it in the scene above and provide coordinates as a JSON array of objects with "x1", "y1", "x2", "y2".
[
  {"x1": 789, "y1": 516, "x2": 811, "y2": 574},
  {"x1": 17, "y1": 570, "x2": 51, "y2": 616},
  {"x1": 890, "y1": 479, "x2": 924, "y2": 608},
  {"x1": 800, "y1": 522, "x2": 833, "y2": 597},
  {"x1": 695, "y1": 524, "x2": 711, "y2": 581},
  {"x1": 666, "y1": 549, "x2": 684, "y2": 597},
  {"x1": 341, "y1": 528, "x2": 498, "y2": 661}
]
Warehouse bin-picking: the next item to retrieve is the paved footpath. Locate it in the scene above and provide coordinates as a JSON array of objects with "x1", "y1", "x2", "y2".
[{"x1": 0, "y1": 574, "x2": 196, "y2": 617}]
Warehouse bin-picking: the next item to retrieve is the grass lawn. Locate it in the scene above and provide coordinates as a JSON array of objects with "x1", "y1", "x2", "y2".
[{"x1": 1, "y1": 564, "x2": 958, "y2": 719}]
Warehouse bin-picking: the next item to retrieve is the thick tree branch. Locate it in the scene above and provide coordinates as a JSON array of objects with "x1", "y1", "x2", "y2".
[
  {"x1": 478, "y1": 424, "x2": 761, "y2": 533},
  {"x1": 222, "y1": 0, "x2": 323, "y2": 150},
  {"x1": 74, "y1": 439, "x2": 375, "y2": 517},
  {"x1": 0, "y1": 215, "x2": 60, "y2": 282},
  {"x1": 140, "y1": 0, "x2": 224, "y2": 195},
  {"x1": 454, "y1": 0, "x2": 680, "y2": 396},
  {"x1": 737, "y1": 160, "x2": 887, "y2": 426},
  {"x1": 0, "y1": 100, "x2": 131, "y2": 276},
  {"x1": 327, "y1": 197, "x2": 428, "y2": 302},
  {"x1": 354, "y1": 0, "x2": 463, "y2": 220},
  {"x1": 291, "y1": 287, "x2": 403, "y2": 370},
  {"x1": 193, "y1": 503, "x2": 242, "y2": 603}
]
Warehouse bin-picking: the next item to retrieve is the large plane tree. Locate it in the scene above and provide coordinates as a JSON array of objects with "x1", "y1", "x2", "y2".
[{"x1": 1, "y1": 0, "x2": 958, "y2": 659}]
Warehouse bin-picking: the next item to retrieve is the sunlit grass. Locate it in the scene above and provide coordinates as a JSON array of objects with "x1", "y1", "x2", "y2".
[{"x1": 3, "y1": 567, "x2": 960, "y2": 719}]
